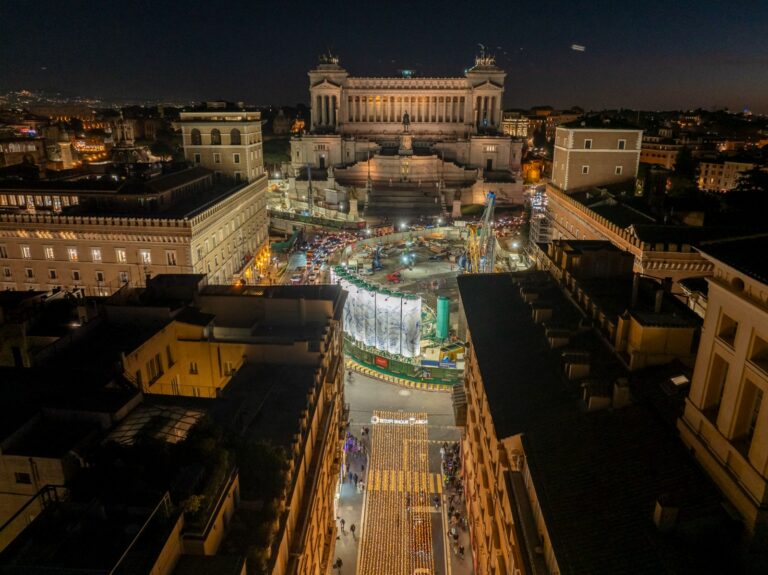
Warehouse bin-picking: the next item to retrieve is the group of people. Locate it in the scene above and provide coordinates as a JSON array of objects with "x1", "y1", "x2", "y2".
[
  {"x1": 344, "y1": 429, "x2": 368, "y2": 493},
  {"x1": 441, "y1": 441, "x2": 468, "y2": 559}
]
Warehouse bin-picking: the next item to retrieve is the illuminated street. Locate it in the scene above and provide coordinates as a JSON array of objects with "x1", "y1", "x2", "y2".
[{"x1": 358, "y1": 410, "x2": 436, "y2": 575}]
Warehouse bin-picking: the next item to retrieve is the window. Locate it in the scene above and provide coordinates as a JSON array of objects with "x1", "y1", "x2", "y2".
[
  {"x1": 116, "y1": 248, "x2": 127, "y2": 263},
  {"x1": 233, "y1": 153, "x2": 241, "y2": 164},
  {"x1": 139, "y1": 250, "x2": 152, "y2": 265},
  {"x1": 14, "y1": 472, "x2": 31, "y2": 485},
  {"x1": 750, "y1": 335, "x2": 768, "y2": 374},
  {"x1": 67, "y1": 247, "x2": 78, "y2": 262},
  {"x1": 234, "y1": 171, "x2": 242, "y2": 183},
  {"x1": 717, "y1": 312, "x2": 738, "y2": 347},
  {"x1": 3, "y1": 267, "x2": 11, "y2": 278},
  {"x1": 224, "y1": 361, "x2": 235, "y2": 376},
  {"x1": 584, "y1": 139, "x2": 592, "y2": 149},
  {"x1": 190, "y1": 361, "x2": 198, "y2": 375},
  {"x1": 618, "y1": 139, "x2": 626, "y2": 150},
  {"x1": 196, "y1": 246, "x2": 203, "y2": 261},
  {"x1": 44, "y1": 246, "x2": 55, "y2": 260},
  {"x1": 48, "y1": 269, "x2": 57, "y2": 280},
  {"x1": 615, "y1": 166, "x2": 623, "y2": 175},
  {"x1": 581, "y1": 165, "x2": 590, "y2": 175},
  {"x1": 193, "y1": 153, "x2": 201, "y2": 164},
  {"x1": 146, "y1": 352, "x2": 164, "y2": 383},
  {"x1": 95, "y1": 271, "x2": 105, "y2": 282},
  {"x1": 704, "y1": 354, "x2": 729, "y2": 411},
  {"x1": 484, "y1": 145, "x2": 497, "y2": 153},
  {"x1": 190, "y1": 128, "x2": 201, "y2": 145},
  {"x1": 166, "y1": 251, "x2": 177, "y2": 266},
  {"x1": 230, "y1": 128, "x2": 241, "y2": 145},
  {"x1": 25, "y1": 268, "x2": 34, "y2": 279},
  {"x1": 21, "y1": 245, "x2": 31, "y2": 259},
  {"x1": 731, "y1": 377, "x2": 763, "y2": 441},
  {"x1": 210, "y1": 129, "x2": 221, "y2": 145},
  {"x1": 91, "y1": 248, "x2": 102, "y2": 262},
  {"x1": 0, "y1": 245, "x2": 7, "y2": 258},
  {"x1": 72, "y1": 270, "x2": 81, "y2": 281},
  {"x1": 166, "y1": 344, "x2": 175, "y2": 367},
  {"x1": 213, "y1": 153, "x2": 221, "y2": 164},
  {"x1": 119, "y1": 271, "x2": 129, "y2": 283}
]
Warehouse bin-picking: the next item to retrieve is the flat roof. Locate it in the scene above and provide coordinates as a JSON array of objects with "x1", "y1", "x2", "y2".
[
  {"x1": 457, "y1": 272, "x2": 574, "y2": 438},
  {"x1": 698, "y1": 234, "x2": 768, "y2": 285},
  {"x1": 214, "y1": 362, "x2": 318, "y2": 448},
  {"x1": 200, "y1": 283, "x2": 342, "y2": 301},
  {"x1": 3, "y1": 416, "x2": 98, "y2": 458},
  {"x1": 523, "y1": 403, "x2": 738, "y2": 574}
]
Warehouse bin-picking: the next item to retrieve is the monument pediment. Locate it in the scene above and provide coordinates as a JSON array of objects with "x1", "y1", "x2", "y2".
[
  {"x1": 471, "y1": 80, "x2": 504, "y2": 90},
  {"x1": 311, "y1": 78, "x2": 343, "y2": 89}
]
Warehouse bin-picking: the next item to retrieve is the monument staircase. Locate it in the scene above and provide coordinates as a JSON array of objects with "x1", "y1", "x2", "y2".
[{"x1": 363, "y1": 182, "x2": 444, "y2": 220}]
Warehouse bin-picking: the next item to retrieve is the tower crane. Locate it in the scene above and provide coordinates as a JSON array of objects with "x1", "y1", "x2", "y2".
[{"x1": 464, "y1": 191, "x2": 496, "y2": 273}]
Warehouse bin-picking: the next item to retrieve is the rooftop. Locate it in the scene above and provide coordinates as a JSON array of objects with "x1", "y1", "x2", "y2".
[
  {"x1": 560, "y1": 115, "x2": 641, "y2": 131},
  {"x1": 698, "y1": 234, "x2": 768, "y2": 285},
  {"x1": 213, "y1": 362, "x2": 319, "y2": 448},
  {"x1": 523, "y1": 403, "x2": 738, "y2": 574},
  {"x1": 457, "y1": 272, "x2": 573, "y2": 438}
]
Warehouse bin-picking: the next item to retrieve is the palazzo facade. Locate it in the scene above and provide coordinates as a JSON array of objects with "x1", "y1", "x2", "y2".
[{"x1": 290, "y1": 54, "x2": 522, "y2": 188}]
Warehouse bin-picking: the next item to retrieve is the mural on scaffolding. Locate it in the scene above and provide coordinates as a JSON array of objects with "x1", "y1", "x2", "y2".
[{"x1": 332, "y1": 267, "x2": 422, "y2": 358}]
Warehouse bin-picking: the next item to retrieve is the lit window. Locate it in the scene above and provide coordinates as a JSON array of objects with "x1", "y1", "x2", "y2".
[
  {"x1": 67, "y1": 247, "x2": 78, "y2": 262},
  {"x1": 139, "y1": 250, "x2": 152, "y2": 265},
  {"x1": 116, "y1": 248, "x2": 127, "y2": 263},
  {"x1": 44, "y1": 246, "x2": 55, "y2": 260},
  {"x1": 21, "y1": 245, "x2": 31, "y2": 259},
  {"x1": 91, "y1": 247, "x2": 102, "y2": 262},
  {"x1": 581, "y1": 165, "x2": 590, "y2": 174}
]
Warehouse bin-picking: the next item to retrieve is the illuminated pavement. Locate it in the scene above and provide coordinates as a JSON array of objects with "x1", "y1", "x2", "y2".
[
  {"x1": 358, "y1": 410, "x2": 435, "y2": 575},
  {"x1": 331, "y1": 371, "x2": 474, "y2": 575}
]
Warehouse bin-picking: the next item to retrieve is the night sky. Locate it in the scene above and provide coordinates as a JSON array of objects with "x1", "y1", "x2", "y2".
[{"x1": 1, "y1": 0, "x2": 767, "y2": 112}]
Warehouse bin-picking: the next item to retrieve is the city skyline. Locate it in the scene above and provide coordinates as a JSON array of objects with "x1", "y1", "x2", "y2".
[{"x1": 1, "y1": 0, "x2": 767, "y2": 113}]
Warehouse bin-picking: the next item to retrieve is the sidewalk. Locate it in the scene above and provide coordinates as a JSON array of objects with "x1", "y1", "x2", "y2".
[{"x1": 331, "y1": 431, "x2": 368, "y2": 575}]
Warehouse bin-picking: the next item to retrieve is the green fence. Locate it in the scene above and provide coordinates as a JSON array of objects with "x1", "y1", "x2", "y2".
[{"x1": 344, "y1": 337, "x2": 462, "y2": 387}]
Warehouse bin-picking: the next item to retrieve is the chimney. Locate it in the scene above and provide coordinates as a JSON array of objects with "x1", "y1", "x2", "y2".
[
  {"x1": 612, "y1": 378, "x2": 631, "y2": 408},
  {"x1": 653, "y1": 494, "x2": 679, "y2": 532},
  {"x1": 631, "y1": 274, "x2": 639, "y2": 307},
  {"x1": 654, "y1": 289, "x2": 664, "y2": 314}
]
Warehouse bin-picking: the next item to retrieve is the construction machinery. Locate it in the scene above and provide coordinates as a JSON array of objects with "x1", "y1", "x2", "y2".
[{"x1": 463, "y1": 191, "x2": 496, "y2": 273}]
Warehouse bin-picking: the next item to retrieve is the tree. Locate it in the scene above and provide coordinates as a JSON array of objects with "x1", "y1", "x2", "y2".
[
  {"x1": 150, "y1": 140, "x2": 174, "y2": 161},
  {"x1": 719, "y1": 167, "x2": 768, "y2": 226},
  {"x1": 673, "y1": 146, "x2": 697, "y2": 179}
]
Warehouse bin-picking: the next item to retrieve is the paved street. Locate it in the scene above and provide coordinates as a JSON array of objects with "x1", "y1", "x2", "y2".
[{"x1": 332, "y1": 371, "x2": 474, "y2": 575}]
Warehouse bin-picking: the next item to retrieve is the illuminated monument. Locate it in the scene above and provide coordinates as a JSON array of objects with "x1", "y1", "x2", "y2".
[{"x1": 290, "y1": 50, "x2": 524, "y2": 216}]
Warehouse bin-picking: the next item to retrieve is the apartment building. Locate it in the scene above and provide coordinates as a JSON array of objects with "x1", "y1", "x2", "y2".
[
  {"x1": 180, "y1": 102, "x2": 265, "y2": 183},
  {"x1": 0, "y1": 167, "x2": 269, "y2": 294},
  {"x1": 698, "y1": 158, "x2": 755, "y2": 192},
  {"x1": 550, "y1": 117, "x2": 642, "y2": 191},
  {"x1": 678, "y1": 235, "x2": 768, "y2": 544},
  {"x1": 458, "y1": 272, "x2": 739, "y2": 574}
]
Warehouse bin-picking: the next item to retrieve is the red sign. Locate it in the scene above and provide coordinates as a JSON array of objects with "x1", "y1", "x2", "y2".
[{"x1": 374, "y1": 356, "x2": 389, "y2": 369}]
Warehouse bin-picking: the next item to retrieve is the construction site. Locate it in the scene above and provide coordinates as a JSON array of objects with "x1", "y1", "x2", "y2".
[{"x1": 334, "y1": 193, "x2": 528, "y2": 386}]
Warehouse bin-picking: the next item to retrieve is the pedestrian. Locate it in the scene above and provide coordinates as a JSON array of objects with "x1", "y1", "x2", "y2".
[
  {"x1": 348, "y1": 470, "x2": 353, "y2": 483},
  {"x1": 361, "y1": 464, "x2": 365, "y2": 474},
  {"x1": 340, "y1": 518, "x2": 345, "y2": 533},
  {"x1": 354, "y1": 473, "x2": 359, "y2": 487},
  {"x1": 350, "y1": 523, "x2": 356, "y2": 539},
  {"x1": 459, "y1": 545, "x2": 465, "y2": 559}
]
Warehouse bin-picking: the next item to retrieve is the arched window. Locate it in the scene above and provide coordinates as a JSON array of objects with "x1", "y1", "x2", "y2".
[
  {"x1": 230, "y1": 128, "x2": 241, "y2": 145},
  {"x1": 210, "y1": 129, "x2": 221, "y2": 145},
  {"x1": 190, "y1": 128, "x2": 201, "y2": 145}
]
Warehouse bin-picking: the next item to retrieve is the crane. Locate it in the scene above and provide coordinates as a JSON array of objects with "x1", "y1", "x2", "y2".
[{"x1": 464, "y1": 191, "x2": 496, "y2": 273}]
